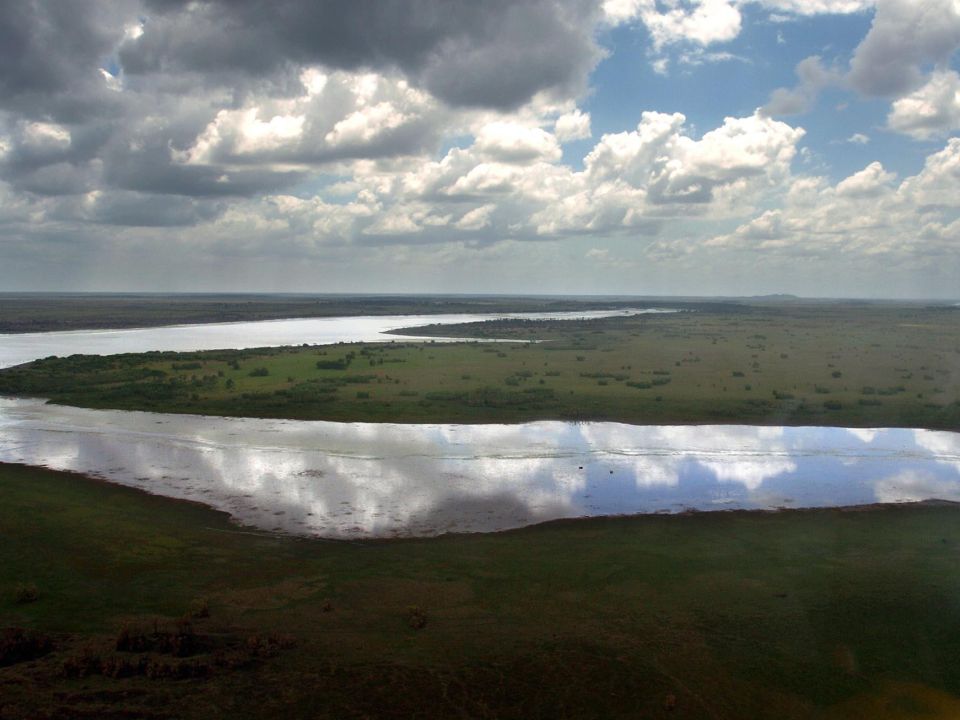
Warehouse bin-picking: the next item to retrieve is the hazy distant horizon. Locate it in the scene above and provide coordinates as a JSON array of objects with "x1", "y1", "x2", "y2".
[{"x1": 1, "y1": 290, "x2": 957, "y2": 304}]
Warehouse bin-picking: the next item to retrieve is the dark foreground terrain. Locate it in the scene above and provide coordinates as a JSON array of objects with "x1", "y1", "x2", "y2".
[{"x1": 3, "y1": 462, "x2": 960, "y2": 719}]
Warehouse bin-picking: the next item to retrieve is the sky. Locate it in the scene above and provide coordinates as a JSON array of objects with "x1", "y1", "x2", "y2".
[{"x1": 1, "y1": 0, "x2": 959, "y2": 298}]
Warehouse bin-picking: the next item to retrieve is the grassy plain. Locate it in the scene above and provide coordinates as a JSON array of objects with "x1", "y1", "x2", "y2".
[
  {"x1": 4, "y1": 462, "x2": 960, "y2": 719},
  {"x1": 2, "y1": 302, "x2": 958, "y2": 429}
]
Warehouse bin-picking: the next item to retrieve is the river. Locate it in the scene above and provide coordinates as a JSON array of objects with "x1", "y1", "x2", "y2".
[
  {"x1": 0, "y1": 308, "x2": 670, "y2": 369},
  {"x1": 1, "y1": 396, "x2": 957, "y2": 538}
]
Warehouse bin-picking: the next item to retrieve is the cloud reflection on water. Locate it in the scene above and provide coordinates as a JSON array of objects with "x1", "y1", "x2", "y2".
[{"x1": 0, "y1": 397, "x2": 958, "y2": 538}]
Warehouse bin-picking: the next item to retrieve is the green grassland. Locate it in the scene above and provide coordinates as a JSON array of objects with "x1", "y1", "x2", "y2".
[
  {"x1": 3, "y1": 462, "x2": 960, "y2": 719},
  {"x1": 2, "y1": 303, "x2": 958, "y2": 429}
]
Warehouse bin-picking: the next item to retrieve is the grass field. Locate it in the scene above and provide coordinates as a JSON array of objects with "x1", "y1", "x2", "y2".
[
  {"x1": 3, "y1": 302, "x2": 958, "y2": 429},
  {"x1": 3, "y1": 462, "x2": 960, "y2": 718}
]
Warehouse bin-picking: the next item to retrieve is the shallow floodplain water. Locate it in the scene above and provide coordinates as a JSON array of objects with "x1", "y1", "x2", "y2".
[
  {"x1": 1, "y1": 397, "x2": 957, "y2": 538},
  {"x1": 0, "y1": 308, "x2": 665, "y2": 369}
]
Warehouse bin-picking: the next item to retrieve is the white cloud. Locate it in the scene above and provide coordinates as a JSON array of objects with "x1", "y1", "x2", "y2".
[
  {"x1": 847, "y1": 132, "x2": 870, "y2": 144},
  {"x1": 455, "y1": 204, "x2": 495, "y2": 230},
  {"x1": 473, "y1": 121, "x2": 562, "y2": 163},
  {"x1": 835, "y1": 161, "x2": 896, "y2": 197},
  {"x1": 604, "y1": 0, "x2": 874, "y2": 49},
  {"x1": 888, "y1": 70, "x2": 960, "y2": 139},
  {"x1": 709, "y1": 141, "x2": 960, "y2": 259},
  {"x1": 759, "y1": 0, "x2": 873, "y2": 14},
  {"x1": 177, "y1": 70, "x2": 440, "y2": 166},
  {"x1": 325, "y1": 102, "x2": 406, "y2": 148},
  {"x1": 554, "y1": 110, "x2": 592, "y2": 142},
  {"x1": 644, "y1": 0, "x2": 743, "y2": 50}
]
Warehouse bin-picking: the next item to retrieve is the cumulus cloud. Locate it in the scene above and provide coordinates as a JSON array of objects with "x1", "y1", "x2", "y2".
[
  {"x1": 554, "y1": 109, "x2": 592, "y2": 142},
  {"x1": 848, "y1": 0, "x2": 960, "y2": 98},
  {"x1": 178, "y1": 70, "x2": 446, "y2": 167},
  {"x1": 603, "y1": 0, "x2": 749, "y2": 54},
  {"x1": 708, "y1": 140, "x2": 960, "y2": 259},
  {"x1": 888, "y1": 70, "x2": 960, "y2": 139},
  {"x1": 0, "y1": 0, "x2": 955, "y2": 295},
  {"x1": 604, "y1": 0, "x2": 873, "y2": 46}
]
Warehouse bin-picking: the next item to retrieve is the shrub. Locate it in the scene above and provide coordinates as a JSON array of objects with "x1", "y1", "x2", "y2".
[
  {"x1": 404, "y1": 606, "x2": 427, "y2": 630},
  {"x1": 13, "y1": 583, "x2": 38, "y2": 604},
  {"x1": 248, "y1": 367, "x2": 269, "y2": 377},
  {"x1": 356, "y1": 391, "x2": 370, "y2": 399},
  {"x1": 171, "y1": 362, "x2": 202, "y2": 371},
  {"x1": 1, "y1": 628, "x2": 52, "y2": 667},
  {"x1": 823, "y1": 400, "x2": 842, "y2": 410},
  {"x1": 316, "y1": 359, "x2": 349, "y2": 370}
]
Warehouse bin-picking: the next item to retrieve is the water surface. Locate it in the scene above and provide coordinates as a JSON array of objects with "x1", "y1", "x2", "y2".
[
  {"x1": 0, "y1": 308, "x2": 666, "y2": 369},
  {"x1": 1, "y1": 397, "x2": 957, "y2": 538}
]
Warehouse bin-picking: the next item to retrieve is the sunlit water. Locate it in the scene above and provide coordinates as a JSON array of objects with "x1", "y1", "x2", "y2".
[
  {"x1": 0, "y1": 308, "x2": 670, "y2": 369},
  {"x1": 1, "y1": 397, "x2": 957, "y2": 538}
]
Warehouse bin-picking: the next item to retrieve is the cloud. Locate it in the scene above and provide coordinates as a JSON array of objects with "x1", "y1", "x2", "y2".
[
  {"x1": 708, "y1": 140, "x2": 960, "y2": 260},
  {"x1": 758, "y1": 0, "x2": 873, "y2": 14},
  {"x1": 554, "y1": 109, "x2": 592, "y2": 142},
  {"x1": 605, "y1": 0, "x2": 742, "y2": 49},
  {"x1": 762, "y1": 56, "x2": 843, "y2": 116},
  {"x1": 120, "y1": 0, "x2": 604, "y2": 111},
  {"x1": 835, "y1": 161, "x2": 896, "y2": 197},
  {"x1": 888, "y1": 70, "x2": 960, "y2": 139},
  {"x1": 604, "y1": 0, "x2": 873, "y2": 47},
  {"x1": 178, "y1": 70, "x2": 447, "y2": 167},
  {"x1": 846, "y1": 132, "x2": 870, "y2": 144},
  {"x1": 0, "y1": 0, "x2": 955, "y2": 296},
  {"x1": 848, "y1": 0, "x2": 960, "y2": 98}
]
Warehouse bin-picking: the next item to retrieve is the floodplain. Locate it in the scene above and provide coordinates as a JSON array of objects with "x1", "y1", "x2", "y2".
[
  {"x1": 2, "y1": 301, "x2": 956, "y2": 430},
  {"x1": 2, "y1": 298, "x2": 959, "y2": 719}
]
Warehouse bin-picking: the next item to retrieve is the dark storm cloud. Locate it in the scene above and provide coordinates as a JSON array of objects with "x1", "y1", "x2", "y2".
[
  {"x1": 104, "y1": 150, "x2": 307, "y2": 197},
  {"x1": 0, "y1": 1, "x2": 137, "y2": 121},
  {"x1": 0, "y1": 0, "x2": 605, "y2": 231},
  {"x1": 88, "y1": 192, "x2": 225, "y2": 227},
  {"x1": 120, "y1": 0, "x2": 603, "y2": 110}
]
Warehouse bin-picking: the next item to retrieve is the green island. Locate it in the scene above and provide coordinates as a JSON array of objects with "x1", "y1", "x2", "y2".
[
  {"x1": 2, "y1": 302, "x2": 957, "y2": 429},
  {"x1": 4, "y1": 462, "x2": 960, "y2": 719}
]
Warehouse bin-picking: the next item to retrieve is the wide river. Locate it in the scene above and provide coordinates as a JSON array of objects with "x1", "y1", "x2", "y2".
[
  {"x1": 0, "y1": 308, "x2": 665, "y2": 369},
  {"x1": 1, "y1": 310, "x2": 958, "y2": 538}
]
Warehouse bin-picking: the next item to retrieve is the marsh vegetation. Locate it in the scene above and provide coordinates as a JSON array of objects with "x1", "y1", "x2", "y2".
[
  {"x1": 2, "y1": 302, "x2": 956, "y2": 430},
  {"x1": 3, "y1": 463, "x2": 960, "y2": 719}
]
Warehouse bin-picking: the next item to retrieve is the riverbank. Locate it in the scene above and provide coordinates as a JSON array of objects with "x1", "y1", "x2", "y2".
[
  {"x1": 1, "y1": 304, "x2": 957, "y2": 430},
  {"x1": 3, "y1": 461, "x2": 960, "y2": 718},
  {"x1": 0, "y1": 293, "x2": 664, "y2": 334}
]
